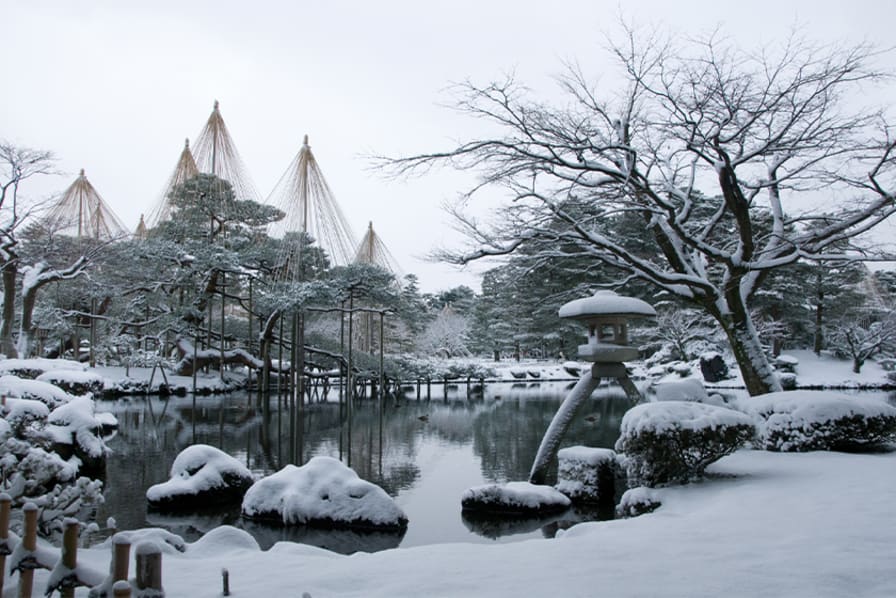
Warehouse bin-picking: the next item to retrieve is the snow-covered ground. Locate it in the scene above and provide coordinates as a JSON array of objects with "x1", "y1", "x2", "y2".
[{"x1": 13, "y1": 447, "x2": 894, "y2": 597}]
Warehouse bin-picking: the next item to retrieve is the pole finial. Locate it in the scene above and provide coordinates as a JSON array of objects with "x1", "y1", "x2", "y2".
[
  {"x1": 303, "y1": 134, "x2": 309, "y2": 147},
  {"x1": 79, "y1": 168, "x2": 85, "y2": 177},
  {"x1": 185, "y1": 138, "x2": 190, "y2": 149},
  {"x1": 213, "y1": 99, "x2": 220, "y2": 110}
]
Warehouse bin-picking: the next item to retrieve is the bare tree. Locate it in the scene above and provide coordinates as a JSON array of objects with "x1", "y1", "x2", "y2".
[
  {"x1": 384, "y1": 27, "x2": 896, "y2": 395},
  {"x1": 0, "y1": 141, "x2": 58, "y2": 356},
  {"x1": 832, "y1": 313, "x2": 896, "y2": 373}
]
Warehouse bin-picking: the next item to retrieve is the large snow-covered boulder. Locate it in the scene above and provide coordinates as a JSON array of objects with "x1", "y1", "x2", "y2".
[
  {"x1": 461, "y1": 481, "x2": 571, "y2": 515},
  {"x1": 616, "y1": 401, "x2": 756, "y2": 487},
  {"x1": 147, "y1": 444, "x2": 255, "y2": 511},
  {"x1": 739, "y1": 391, "x2": 896, "y2": 451},
  {"x1": 241, "y1": 457, "x2": 407, "y2": 530},
  {"x1": 37, "y1": 369, "x2": 106, "y2": 397},
  {"x1": 0, "y1": 375, "x2": 76, "y2": 409}
]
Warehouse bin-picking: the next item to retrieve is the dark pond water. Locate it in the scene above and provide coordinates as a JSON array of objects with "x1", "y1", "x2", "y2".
[{"x1": 94, "y1": 382, "x2": 634, "y2": 553}]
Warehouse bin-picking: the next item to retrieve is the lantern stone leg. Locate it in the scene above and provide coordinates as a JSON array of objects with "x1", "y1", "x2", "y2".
[{"x1": 529, "y1": 290, "x2": 654, "y2": 485}]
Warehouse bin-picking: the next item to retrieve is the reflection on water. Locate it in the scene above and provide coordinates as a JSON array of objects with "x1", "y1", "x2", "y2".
[{"x1": 97, "y1": 383, "x2": 633, "y2": 553}]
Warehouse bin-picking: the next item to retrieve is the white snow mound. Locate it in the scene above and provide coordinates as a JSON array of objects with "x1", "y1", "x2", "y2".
[
  {"x1": 147, "y1": 444, "x2": 253, "y2": 503},
  {"x1": 620, "y1": 401, "x2": 754, "y2": 436},
  {"x1": 462, "y1": 481, "x2": 571, "y2": 512},
  {"x1": 241, "y1": 456, "x2": 407, "y2": 528}
]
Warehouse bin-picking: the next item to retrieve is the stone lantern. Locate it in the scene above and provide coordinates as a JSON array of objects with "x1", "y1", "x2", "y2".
[
  {"x1": 530, "y1": 290, "x2": 656, "y2": 485},
  {"x1": 559, "y1": 290, "x2": 656, "y2": 364}
]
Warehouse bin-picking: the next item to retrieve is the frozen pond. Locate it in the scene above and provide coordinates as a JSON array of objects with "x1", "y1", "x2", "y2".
[{"x1": 95, "y1": 382, "x2": 634, "y2": 553}]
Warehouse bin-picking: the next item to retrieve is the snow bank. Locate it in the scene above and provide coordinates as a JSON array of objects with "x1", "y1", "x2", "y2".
[
  {"x1": 461, "y1": 481, "x2": 571, "y2": 514},
  {"x1": 241, "y1": 457, "x2": 407, "y2": 529},
  {"x1": 739, "y1": 391, "x2": 896, "y2": 451},
  {"x1": 0, "y1": 375, "x2": 76, "y2": 409},
  {"x1": 147, "y1": 444, "x2": 254, "y2": 510}
]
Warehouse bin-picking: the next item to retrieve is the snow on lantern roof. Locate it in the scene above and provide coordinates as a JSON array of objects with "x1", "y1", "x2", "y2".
[{"x1": 558, "y1": 290, "x2": 656, "y2": 320}]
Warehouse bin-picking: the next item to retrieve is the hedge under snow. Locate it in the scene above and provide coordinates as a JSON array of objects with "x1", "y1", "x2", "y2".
[
  {"x1": 738, "y1": 391, "x2": 896, "y2": 451},
  {"x1": 615, "y1": 401, "x2": 756, "y2": 487},
  {"x1": 241, "y1": 456, "x2": 407, "y2": 529}
]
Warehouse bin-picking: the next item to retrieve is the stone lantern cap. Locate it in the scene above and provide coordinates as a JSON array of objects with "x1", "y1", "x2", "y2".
[
  {"x1": 559, "y1": 290, "x2": 656, "y2": 321},
  {"x1": 559, "y1": 290, "x2": 656, "y2": 363}
]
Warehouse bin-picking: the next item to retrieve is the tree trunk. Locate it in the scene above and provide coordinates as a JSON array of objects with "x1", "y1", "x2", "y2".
[
  {"x1": 17, "y1": 284, "x2": 36, "y2": 357},
  {"x1": 814, "y1": 276, "x2": 824, "y2": 355},
  {"x1": 0, "y1": 261, "x2": 16, "y2": 357},
  {"x1": 719, "y1": 312, "x2": 782, "y2": 396},
  {"x1": 853, "y1": 358, "x2": 863, "y2": 374}
]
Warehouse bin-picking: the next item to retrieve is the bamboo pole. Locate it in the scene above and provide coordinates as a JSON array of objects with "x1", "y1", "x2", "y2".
[
  {"x1": 112, "y1": 580, "x2": 132, "y2": 597},
  {"x1": 60, "y1": 519, "x2": 78, "y2": 598},
  {"x1": 113, "y1": 534, "x2": 131, "y2": 583},
  {"x1": 18, "y1": 503, "x2": 38, "y2": 598}
]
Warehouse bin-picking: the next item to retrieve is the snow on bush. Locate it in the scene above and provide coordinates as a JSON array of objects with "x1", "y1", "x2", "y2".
[
  {"x1": 739, "y1": 391, "x2": 896, "y2": 451},
  {"x1": 241, "y1": 456, "x2": 407, "y2": 529},
  {"x1": 461, "y1": 481, "x2": 571, "y2": 515},
  {"x1": 0, "y1": 375, "x2": 76, "y2": 409},
  {"x1": 651, "y1": 378, "x2": 728, "y2": 407},
  {"x1": 555, "y1": 446, "x2": 618, "y2": 504},
  {"x1": 0, "y1": 358, "x2": 84, "y2": 380},
  {"x1": 2, "y1": 397, "x2": 50, "y2": 436},
  {"x1": 616, "y1": 487, "x2": 662, "y2": 518},
  {"x1": 147, "y1": 444, "x2": 255, "y2": 510},
  {"x1": 37, "y1": 369, "x2": 106, "y2": 396},
  {"x1": 47, "y1": 396, "x2": 116, "y2": 464},
  {"x1": 615, "y1": 401, "x2": 756, "y2": 487}
]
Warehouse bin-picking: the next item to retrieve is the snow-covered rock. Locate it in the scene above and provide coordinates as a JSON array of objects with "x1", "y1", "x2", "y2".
[
  {"x1": 147, "y1": 444, "x2": 255, "y2": 511},
  {"x1": 616, "y1": 486, "x2": 662, "y2": 518},
  {"x1": 37, "y1": 369, "x2": 106, "y2": 396},
  {"x1": 651, "y1": 378, "x2": 727, "y2": 407},
  {"x1": 616, "y1": 401, "x2": 756, "y2": 487},
  {"x1": 739, "y1": 391, "x2": 896, "y2": 451},
  {"x1": 241, "y1": 457, "x2": 407, "y2": 530},
  {"x1": 0, "y1": 375, "x2": 76, "y2": 409},
  {"x1": 556, "y1": 446, "x2": 618, "y2": 504},
  {"x1": 461, "y1": 481, "x2": 571, "y2": 515}
]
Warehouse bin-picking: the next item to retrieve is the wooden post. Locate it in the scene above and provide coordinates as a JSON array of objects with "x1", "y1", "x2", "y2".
[
  {"x1": 60, "y1": 518, "x2": 79, "y2": 598},
  {"x1": 135, "y1": 541, "x2": 163, "y2": 596},
  {"x1": 112, "y1": 534, "x2": 131, "y2": 583},
  {"x1": 112, "y1": 580, "x2": 132, "y2": 597},
  {"x1": 0, "y1": 493, "x2": 10, "y2": 596},
  {"x1": 18, "y1": 502, "x2": 38, "y2": 598}
]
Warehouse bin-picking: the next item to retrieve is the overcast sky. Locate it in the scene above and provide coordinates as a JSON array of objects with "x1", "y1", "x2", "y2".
[{"x1": 4, "y1": 1, "x2": 894, "y2": 292}]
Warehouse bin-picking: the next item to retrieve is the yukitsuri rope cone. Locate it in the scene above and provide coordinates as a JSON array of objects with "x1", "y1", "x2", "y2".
[
  {"x1": 42, "y1": 169, "x2": 129, "y2": 240},
  {"x1": 354, "y1": 221, "x2": 402, "y2": 276},
  {"x1": 267, "y1": 135, "x2": 357, "y2": 282},
  {"x1": 146, "y1": 138, "x2": 199, "y2": 228}
]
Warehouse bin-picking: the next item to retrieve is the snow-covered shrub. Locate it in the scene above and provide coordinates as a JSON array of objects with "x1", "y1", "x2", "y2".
[
  {"x1": 0, "y1": 375, "x2": 76, "y2": 409},
  {"x1": 461, "y1": 481, "x2": 571, "y2": 515},
  {"x1": 617, "y1": 487, "x2": 662, "y2": 518},
  {"x1": 650, "y1": 379, "x2": 728, "y2": 407},
  {"x1": 37, "y1": 369, "x2": 106, "y2": 397},
  {"x1": 2, "y1": 397, "x2": 50, "y2": 437},
  {"x1": 147, "y1": 444, "x2": 254, "y2": 511},
  {"x1": 0, "y1": 358, "x2": 84, "y2": 380},
  {"x1": 773, "y1": 354, "x2": 799, "y2": 373},
  {"x1": 615, "y1": 401, "x2": 756, "y2": 487},
  {"x1": 740, "y1": 391, "x2": 896, "y2": 451},
  {"x1": 555, "y1": 446, "x2": 618, "y2": 505},
  {"x1": 777, "y1": 372, "x2": 798, "y2": 390},
  {"x1": 241, "y1": 456, "x2": 407, "y2": 529},
  {"x1": 46, "y1": 396, "x2": 116, "y2": 474}
]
